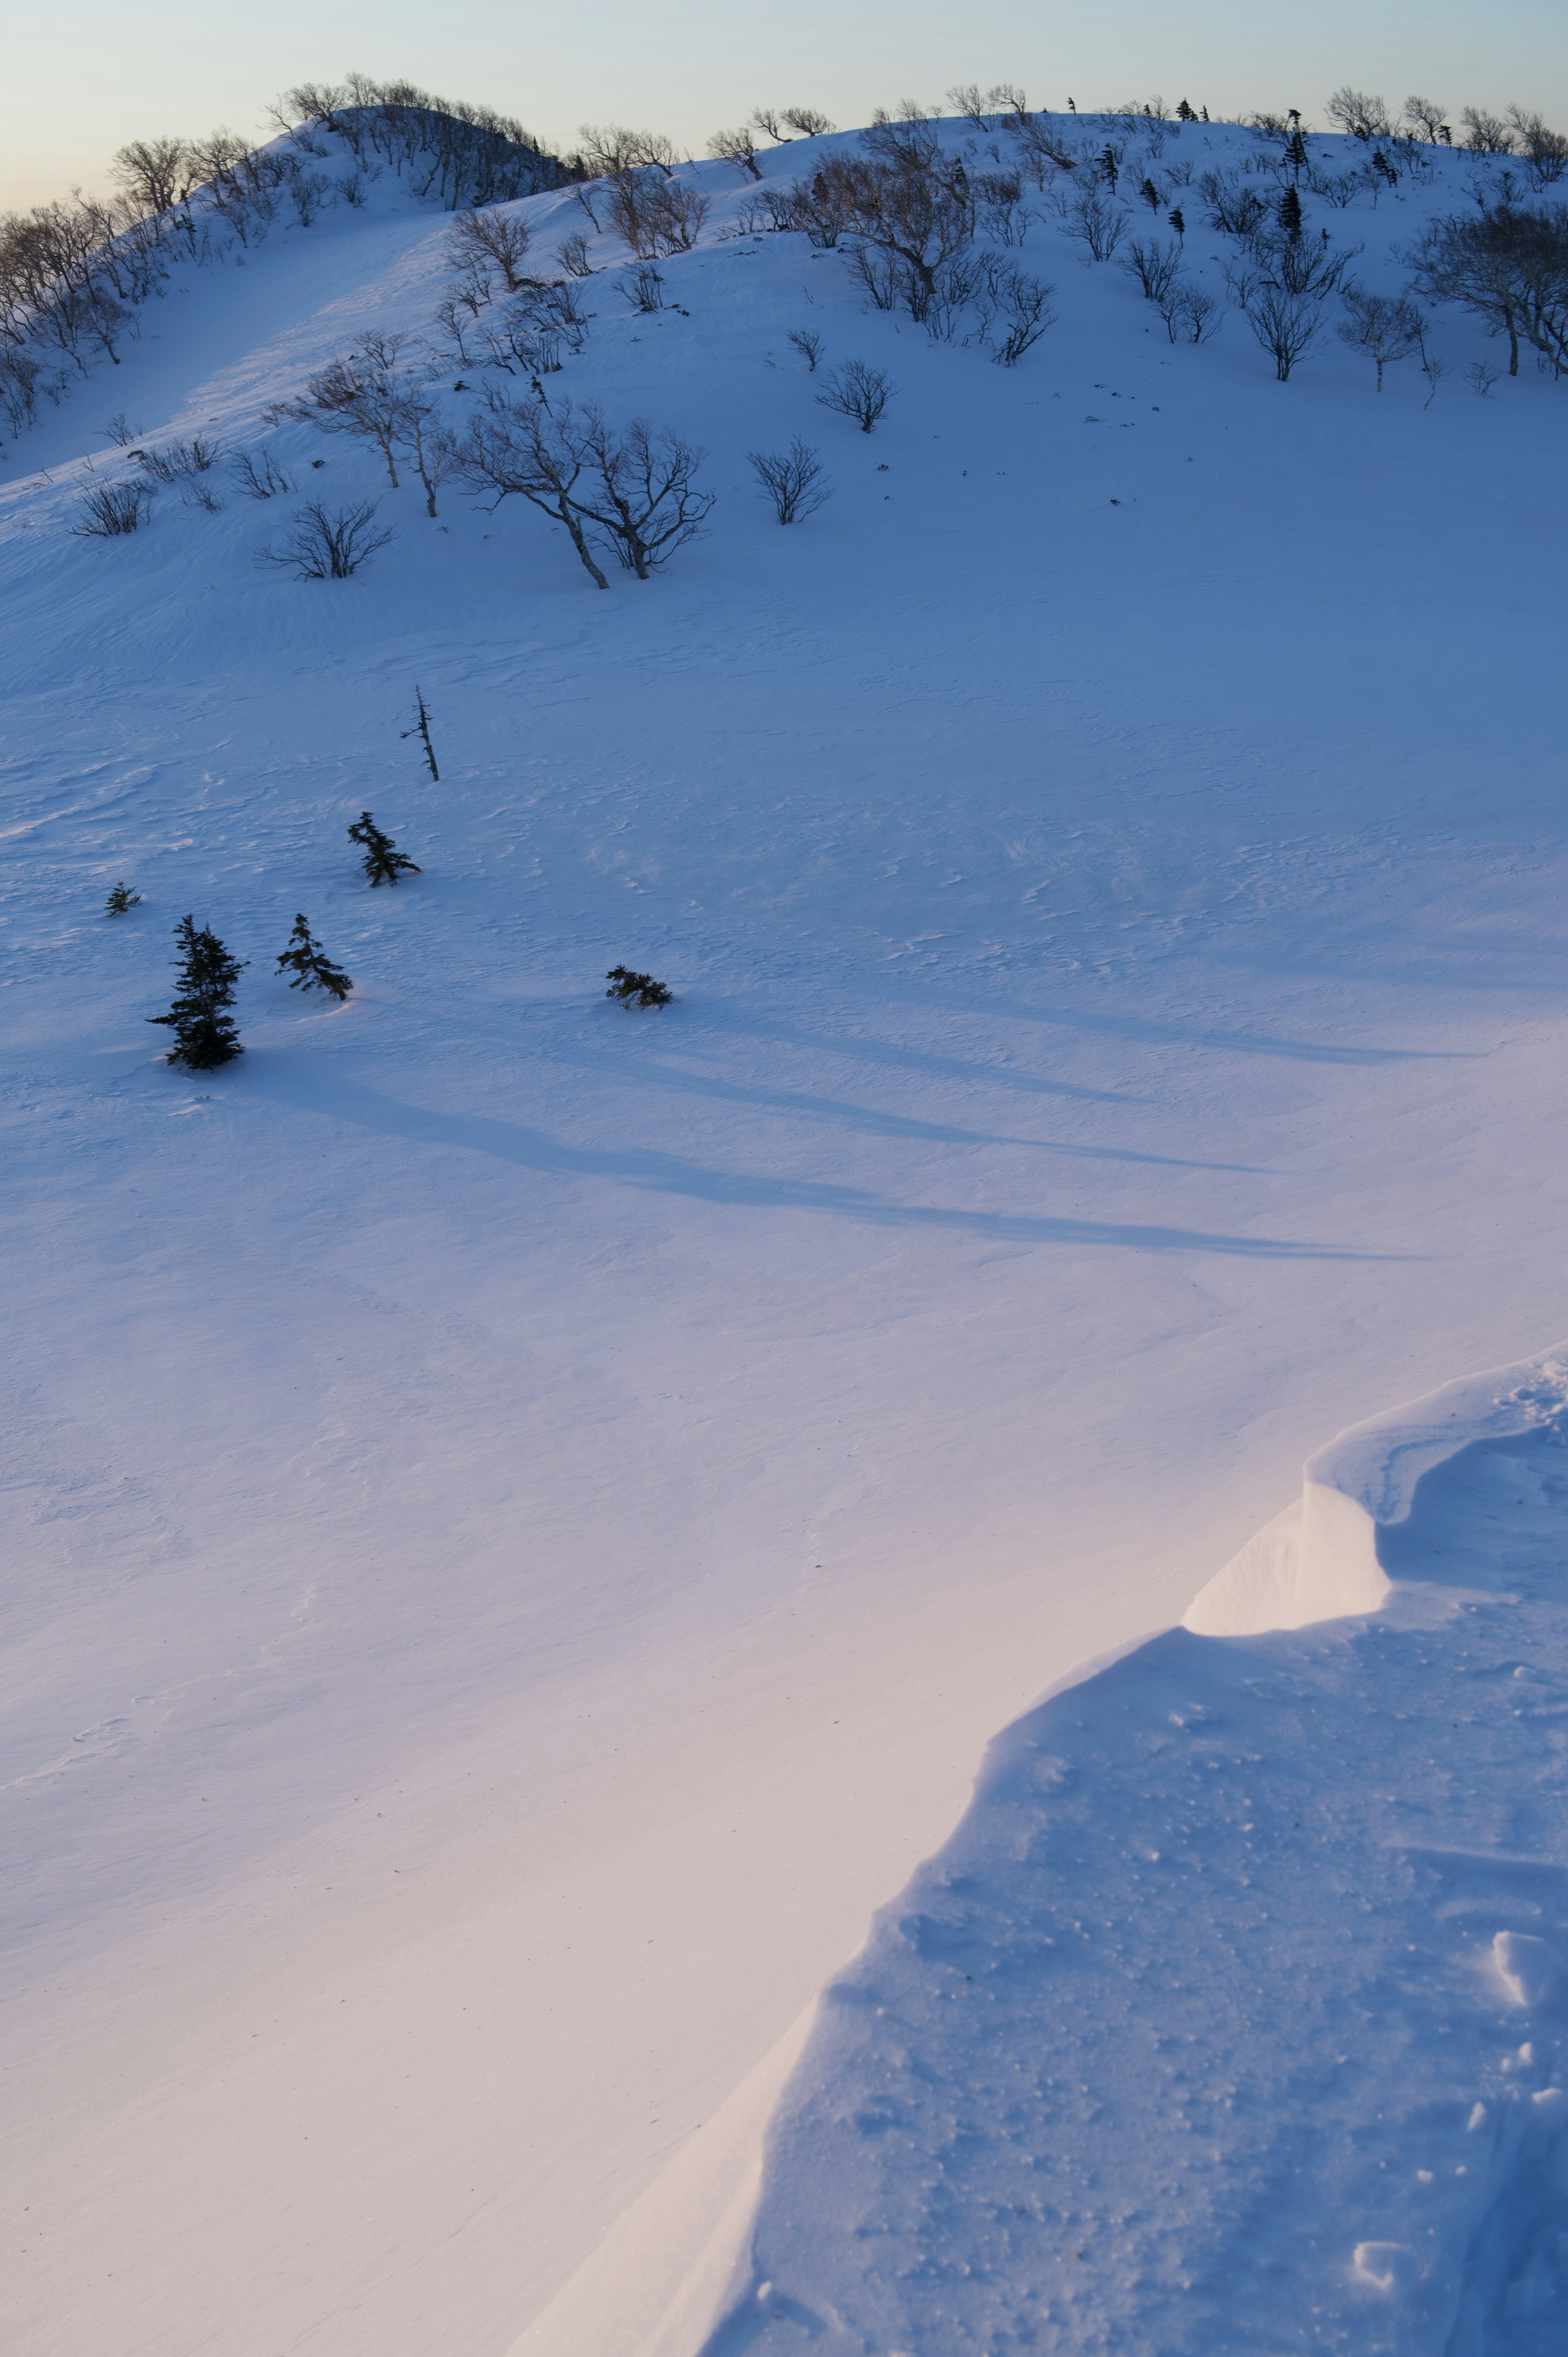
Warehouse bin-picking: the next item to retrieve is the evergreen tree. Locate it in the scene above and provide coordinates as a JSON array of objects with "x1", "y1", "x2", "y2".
[
  {"x1": 1139, "y1": 176, "x2": 1162, "y2": 213},
  {"x1": 348, "y1": 811, "x2": 421, "y2": 887},
  {"x1": 104, "y1": 881, "x2": 141, "y2": 914},
  {"x1": 275, "y1": 913, "x2": 353, "y2": 1001},
  {"x1": 1278, "y1": 185, "x2": 1304, "y2": 240},
  {"x1": 147, "y1": 915, "x2": 247, "y2": 1068},
  {"x1": 1286, "y1": 128, "x2": 1309, "y2": 180},
  {"x1": 605, "y1": 965, "x2": 673, "y2": 1008},
  {"x1": 1168, "y1": 205, "x2": 1186, "y2": 243}
]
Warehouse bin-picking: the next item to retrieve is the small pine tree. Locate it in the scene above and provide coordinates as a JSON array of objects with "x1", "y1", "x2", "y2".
[
  {"x1": 1139, "y1": 176, "x2": 1161, "y2": 213},
  {"x1": 104, "y1": 881, "x2": 142, "y2": 914},
  {"x1": 348, "y1": 811, "x2": 421, "y2": 887},
  {"x1": 1286, "y1": 128, "x2": 1308, "y2": 180},
  {"x1": 275, "y1": 913, "x2": 353, "y2": 1001},
  {"x1": 1168, "y1": 205, "x2": 1186, "y2": 243},
  {"x1": 147, "y1": 914, "x2": 247, "y2": 1068},
  {"x1": 605, "y1": 965, "x2": 673, "y2": 1009},
  {"x1": 1278, "y1": 185, "x2": 1304, "y2": 240}
]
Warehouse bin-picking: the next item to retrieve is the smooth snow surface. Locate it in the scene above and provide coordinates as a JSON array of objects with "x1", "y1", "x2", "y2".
[
  {"x1": 706, "y1": 1354, "x2": 1568, "y2": 2355},
  {"x1": 3, "y1": 111, "x2": 1567, "y2": 2356}
]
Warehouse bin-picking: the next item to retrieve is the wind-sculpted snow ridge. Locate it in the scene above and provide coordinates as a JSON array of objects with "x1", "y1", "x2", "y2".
[{"x1": 643, "y1": 1351, "x2": 1568, "y2": 2356}]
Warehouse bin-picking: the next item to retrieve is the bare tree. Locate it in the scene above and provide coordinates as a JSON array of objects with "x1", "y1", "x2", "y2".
[
  {"x1": 578, "y1": 125, "x2": 681, "y2": 176},
  {"x1": 1243, "y1": 286, "x2": 1323, "y2": 379},
  {"x1": 111, "y1": 136, "x2": 194, "y2": 216},
  {"x1": 748, "y1": 437, "x2": 833, "y2": 522},
  {"x1": 1404, "y1": 96, "x2": 1449, "y2": 145},
  {"x1": 452, "y1": 396, "x2": 713, "y2": 585},
  {"x1": 1121, "y1": 238, "x2": 1182, "y2": 303},
  {"x1": 445, "y1": 207, "x2": 535, "y2": 291},
  {"x1": 709, "y1": 128, "x2": 763, "y2": 181},
  {"x1": 782, "y1": 107, "x2": 835, "y2": 138},
  {"x1": 272, "y1": 332, "x2": 412, "y2": 485},
  {"x1": 131, "y1": 433, "x2": 221, "y2": 481},
  {"x1": 1337, "y1": 288, "x2": 1425, "y2": 387},
  {"x1": 453, "y1": 396, "x2": 612, "y2": 586},
  {"x1": 1156, "y1": 281, "x2": 1221, "y2": 341},
  {"x1": 809, "y1": 118, "x2": 977, "y2": 319},
  {"x1": 1461, "y1": 107, "x2": 1515, "y2": 155},
  {"x1": 258, "y1": 499, "x2": 395, "y2": 577},
  {"x1": 1404, "y1": 202, "x2": 1568, "y2": 375},
  {"x1": 1507, "y1": 108, "x2": 1568, "y2": 188},
  {"x1": 751, "y1": 108, "x2": 788, "y2": 143},
  {"x1": 557, "y1": 230, "x2": 595, "y2": 277},
  {"x1": 1421, "y1": 352, "x2": 1451, "y2": 404},
  {"x1": 815, "y1": 357, "x2": 897, "y2": 432},
  {"x1": 1325, "y1": 88, "x2": 1393, "y2": 141},
  {"x1": 786, "y1": 325, "x2": 825, "y2": 370},
  {"x1": 394, "y1": 393, "x2": 456, "y2": 514}
]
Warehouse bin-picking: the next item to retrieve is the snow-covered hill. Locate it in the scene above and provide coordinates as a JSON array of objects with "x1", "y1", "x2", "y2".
[{"x1": 3, "y1": 105, "x2": 1566, "y2": 2356}]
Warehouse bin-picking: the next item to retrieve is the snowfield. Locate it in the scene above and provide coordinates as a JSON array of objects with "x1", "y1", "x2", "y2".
[{"x1": 3, "y1": 106, "x2": 1567, "y2": 2356}]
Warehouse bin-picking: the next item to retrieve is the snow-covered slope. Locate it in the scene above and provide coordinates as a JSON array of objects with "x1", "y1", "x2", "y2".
[
  {"x1": 3, "y1": 111, "x2": 1566, "y2": 2356},
  {"x1": 692, "y1": 1352, "x2": 1568, "y2": 2355}
]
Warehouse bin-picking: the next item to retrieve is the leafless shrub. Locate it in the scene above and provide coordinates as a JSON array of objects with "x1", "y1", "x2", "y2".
[
  {"x1": 815, "y1": 357, "x2": 896, "y2": 431},
  {"x1": 230, "y1": 447, "x2": 292, "y2": 498},
  {"x1": 846, "y1": 243, "x2": 902, "y2": 308},
  {"x1": 286, "y1": 166, "x2": 333, "y2": 227},
  {"x1": 340, "y1": 167, "x2": 371, "y2": 208},
  {"x1": 747, "y1": 437, "x2": 832, "y2": 522},
  {"x1": 979, "y1": 258, "x2": 1056, "y2": 363},
  {"x1": 782, "y1": 107, "x2": 835, "y2": 138},
  {"x1": 132, "y1": 433, "x2": 222, "y2": 480},
  {"x1": 182, "y1": 481, "x2": 224, "y2": 513},
  {"x1": 606, "y1": 171, "x2": 709, "y2": 257},
  {"x1": 786, "y1": 325, "x2": 824, "y2": 370},
  {"x1": 619, "y1": 263, "x2": 665, "y2": 312},
  {"x1": 709, "y1": 128, "x2": 763, "y2": 181},
  {"x1": 558, "y1": 230, "x2": 595, "y2": 277},
  {"x1": 258, "y1": 498, "x2": 395, "y2": 578},
  {"x1": 1199, "y1": 170, "x2": 1270, "y2": 239},
  {"x1": 0, "y1": 350, "x2": 42, "y2": 437},
  {"x1": 1004, "y1": 113, "x2": 1079, "y2": 190},
  {"x1": 976, "y1": 169, "x2": 1027, "y2": 244},
  {"x1": 446, "y1": 207, "x2": 535, "y2": 292},
  {"x1": 1337, "y1": 288, "x2": 1425, "y2": 387},
  {"x1": 72, "y1": 480, "x2": 154, "y2": 536},
  {"x1": 1121, "y1": 237, "x2": 1182, "y2": 303},
  {"x1": 1063, "y1": 184, "x2": 1131, "y2": 261},
  {"x1": 1156, "y1": 281, "x2": 1221, "y2": 342},
  {"x1": 101, "y1": 411, "x2": 141, "y2": 444},
  {"x1": 1421, "y1": 352, "x2": 1451, "y2": 403},
  {"x1": 1465, "y1": 357, "x2": 1501, "y2": 394}
]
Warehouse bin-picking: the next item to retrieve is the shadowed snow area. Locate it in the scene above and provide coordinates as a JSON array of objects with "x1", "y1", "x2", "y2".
[
  {"x1": 707, "y1": 1368, "x2": 1568, "y2": 2355},
  {"x1": 3, "y1": 106, "x2": 1568, "y2": 2357}
]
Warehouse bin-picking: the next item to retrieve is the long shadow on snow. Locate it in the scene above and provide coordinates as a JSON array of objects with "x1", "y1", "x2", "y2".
[
  {"x1": 251, "y1": 1071, "x2": 1378, "y2": 1259},
  {"x1": 551, "y1": 1053, "x2": 1272, "y2": 1174}
]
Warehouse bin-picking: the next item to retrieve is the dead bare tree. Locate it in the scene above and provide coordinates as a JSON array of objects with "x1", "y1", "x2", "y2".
[{"x1": 258, "y1": 499, "x2": 395, "y2": 578}]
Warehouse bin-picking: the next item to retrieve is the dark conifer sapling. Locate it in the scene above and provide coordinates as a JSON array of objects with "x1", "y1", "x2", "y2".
[
  {"x1": 605, "y1": 965, "x2": 673, "y2": 1008},
  {"x1": 104, "y1": 881, "x2": 142, "y2": 914},
  {"x1": 401, "y1": 686, "x2": 439, "y2": 781},
  {"x1": 348, "y1": 811, "x2": 421, "y2": 887},
  {"x1": 148, "y1": 914, "x2": 247, "y2": 1068},
  {"x1": 1278, "y1": 185, "x2": 1304, "y2": 241},
  {"x1": 275, "y1": 913, "x2": 353, "y2": 1001}
]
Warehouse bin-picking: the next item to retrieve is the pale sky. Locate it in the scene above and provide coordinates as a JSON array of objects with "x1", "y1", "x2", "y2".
[{"x1": 3, "y1": 0, "x2": 1562, "y2": 212}]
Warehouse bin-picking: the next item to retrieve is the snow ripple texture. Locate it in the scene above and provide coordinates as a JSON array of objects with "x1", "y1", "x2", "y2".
[{"x1": 710, "y1": 1359, "x2": 1568, "y2": 2354}]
